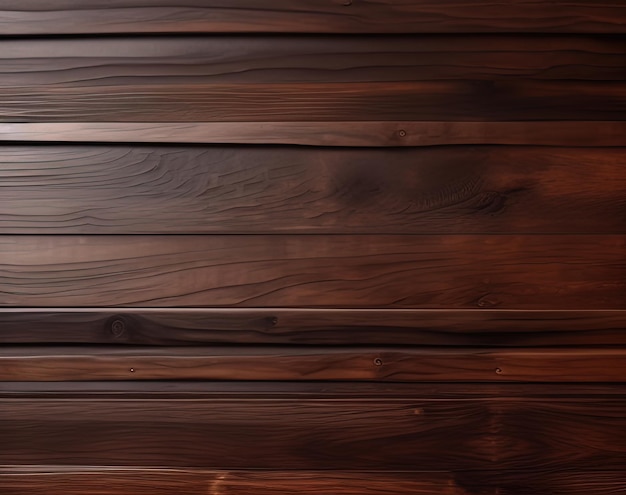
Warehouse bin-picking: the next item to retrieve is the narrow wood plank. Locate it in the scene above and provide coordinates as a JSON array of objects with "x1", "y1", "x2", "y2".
[
  {"x1": 3, "y1": 37, "x2": 623, "y2": 85},
  {"x1": 1, "y1": 346, "x2": 625, "y2": 382},
  {"x1": 3, "y1": 81, "x2": 623, "y2": 122},
  {"x1": 0, "y1": 1, "x2": 624, "y2": 34},
  {"x1": 1, "y1": 396, "x2": 625, "y2": 470},
  {"x1": 0, "y1": 468, "x2": 466, "y2": 495},
  {"x1": 0, "y1": 235, "x2": 623, "y2": 308},
  {"x1": 2, "y1": 122, "x2": 623, "y2": 147},
  {"x1": 2, "y1": 146, "x2": 624, "y2": 234},
  {"x1": 1, "y1": 467, "x2": 624, "y2": 495},
  {"x1": 1, "y1": 309, "x2": 625, "y2": 347}
]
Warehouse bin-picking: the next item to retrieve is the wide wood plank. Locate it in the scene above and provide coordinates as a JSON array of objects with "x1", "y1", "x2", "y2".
[
  {"x1": 0, "y1": 1, "x2": 624, "y2": 34},
  {"x1": 1, "y1": 309, "x2": 625, "y2": 347},
  {"x1": 2, "y1": 467, "x2": 624, "y2": 495},
  {"x1": 3, "y1": 37, "x2": 623, "y2": 85},
  {"x1": 3, "y1": 80, "x2": 623, "y2": 122},
  {"x1": 1, "y1": 395, "x2": 624, "y2": 470},
  {"x1": 1, "y1": 145, "x2": 624, "y2": 234},
  {"x1": 0, "y1": 235, "x2": 623, "y2": 308},
  {"x1": 1, "y1": 346, "x2": 626, "y2": 382},
  {"x1": 0, "y1": 468, "x2": 466, "y2": 495},
  {"x1": 2, "y1": 122, "x2": 624, "y2": 147}
]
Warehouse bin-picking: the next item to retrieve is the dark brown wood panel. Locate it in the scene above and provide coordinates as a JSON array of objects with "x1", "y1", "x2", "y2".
[
  {"x1": 2, "y1": 467, "x2": 624, "y2": 495},
  {"x1": 1, "y1": 395, "x2": 625, "y2": 470},
  {"x1": 0, "y1": 235, "x2": 623, "y2": 308},
  {"x1": 3, "y1": 80, "x2": 623, "y2": 122},
  {"x1": 0, "y1": 1, "x2": 624, "y2": 34},
  {"x1": 1, "y1": 309, "x2": 625, "y2": 347},
  {"x1": 2, "y1": 122, "x2": 624, "y2": 147},
  {"x1": 1, "y1": 145, "x2": 624, "y2": 234},
  {"x1": 0, "y1": 468, "x2": 467, "y2": 495},
  {"x1": 3, "y1": 37, "x2": 624, "y2": 85},
  {"x1": 2, "y1": 346, "x2": 626, "y2": 382}
]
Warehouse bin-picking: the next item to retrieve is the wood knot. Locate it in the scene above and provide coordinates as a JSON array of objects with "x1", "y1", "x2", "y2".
[
  {"x1": 109, "y1": 318, "x2": 126, "y2": 338},
  {"x1": 374, "y1": 358, "x2": 383, "y2": 366}
]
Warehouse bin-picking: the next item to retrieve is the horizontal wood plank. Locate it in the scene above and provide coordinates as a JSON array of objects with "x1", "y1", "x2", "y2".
[
  {"x1": 1, "y1": 346, "x2": 626, "y2": 382},
  {"x1": 2, "y1": 122, "x2": 624, "y2": 147},
  {"x1": 1, "y1": 394, "x2": 625, "y2": 470},
  {"x1": 1, "y1": 145, "x2": 624, "y2": 234},
  {"x1": 0, "y1": 1, "x2": 624, "y2": 34},
  {"x1": 1, "y1": 467, "x2": 624, "y2": 495},
  {"x1": 0, "y1": 346, "x2": 618, "y2": 382},
  {"x1": 1, "y1": 309, "x2": 625, "y2": 346},
  {"x1": 0, "y1": 468, "x2": 465, "y2": 495},
  {"x1": 2, "y1": 37, "x2": 624, "y2": 85},
  {"x1": 3, "y1": 80, "x2": 623, "y2": 122},
  {"x1": 0, "y1": 235, "x2": 623, "y2": 308}
]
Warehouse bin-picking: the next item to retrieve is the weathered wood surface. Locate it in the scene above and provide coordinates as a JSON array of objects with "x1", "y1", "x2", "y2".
[
  {"x1": 1, "y1": 145, "x2": 624, "y2": 234},
  {"x1": 3, "y1": 37, "x2": 624, "y2": 84},
  {"x1": 1, "y1": 0, "x2": 624, "y2": 34},
  {"x1": 0, "y1": 235, "x2": 623, "y2": 308},
  {"x1": 1, "y1": 395, "x2": 625, "y2": 470},
  {"x1": 1, "y1": 309, "x2": 625, "y2": 347},
  {"x1": 1, "y1": 346, "x2": 625, "y2": 382},
  {"x1": 3, "y1": 80, "x2": 623, "y2": 122},
  {"x1": 1, "y1": 467, "x2": 624, "y2": 495},
  {"x1": 2, "y1": 122, "x2": 624, "y2": 147}
]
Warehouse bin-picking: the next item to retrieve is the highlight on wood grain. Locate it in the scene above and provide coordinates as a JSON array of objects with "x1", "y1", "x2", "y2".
[
  {"x1": 1, "y1": 0, "x2": 624, "y2": 34},
  {"x1": 1, "y1": 346, "x2": 626, "y2": 382},
  {"x1": 0, "y1": 235, "x2": 623, "y2": 308},
  {"x1": 2, "y1": 81, "x2": 623, "y2": 122},
  {"x1": 1, "y1": 145, "x2": 624, "y2": 234},
  {"x1": 1, "y1": 122, "x2": 624, "y2": 147},
  {"x1": 1, "y1": 467, "x2": 624, "y2": 495},
  {"x1": 2, "y1": 36, "x2": 624, "y2": 85},
  {"x1": 1, "y1": 309, "x2": 625, "y2": 347},
  {"x1": 1, "y1": 394, "x2": 625, "y2": 471},
  {"x1": 0, "y1": 468, "x2": 464, "y2": 495}
]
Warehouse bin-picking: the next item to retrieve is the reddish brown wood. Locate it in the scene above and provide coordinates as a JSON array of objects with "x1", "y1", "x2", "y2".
[
  {"x1": 1, "y1": 309, "x2": 624, "y2": 347},
  {"x1": 3, "y1": 80, "x2": 623, "y2": 122},
  {"x1": 1, "y1": 145, "x2": 624, "y2": 234},
  {"x1": 0, "y1": 0, "x2": 624, "y2": 34},
  {"x1": 1, "y1": 346, "x2": 625, "y2": 382},
  {"x1": 0, "y1": 468, "x2": 466, "y2": 495},
  {"x1": 0, "y1": 235, "x2": 623, "y2": 308},
  {"x1": 2, "y1": 37, "x2": 623, "y2": 85},
  {"x1": 1, "y1": 122, "x2": 623, "y2": 147},
  {"x1": 1, "y1": 394, "x2": 625, "y2": 471}
]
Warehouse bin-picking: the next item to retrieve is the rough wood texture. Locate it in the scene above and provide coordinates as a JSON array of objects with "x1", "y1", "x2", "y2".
[
  {"x1": 1, "y1": 346, "x2": 626, "y2": 382},
  {"x1": 2, "y1": 309, "x2": 624, "y2": 347},
  {"x1": 3, "y1": 37, "x2": 624, "y2": 85},
  {"x1": 3, "y1": 80, "x2": 623, "y2": 122},
  {"x1": 0, "y1": 235, "x2": 623, "y2": 308},
  {"x1": 2, "y1": 467, "x2": 624, "y2": 495},
  {"x1": 1, "y1": 395, "x2": 625, "y2": 470},
  {"x1": 2, "y1": 122, "x2": 624, "y2": 147},
  {"x1": 0, "y1": 0, "x2": 624, "y2": 34},
  {"x1": 1, "y1": 145, "x2": 624, "y2": 234}
]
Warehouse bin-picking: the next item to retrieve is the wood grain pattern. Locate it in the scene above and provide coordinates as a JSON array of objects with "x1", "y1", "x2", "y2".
[
  {"x1": 1, "y1": 145, "x2": 624, "y2": 234},
  {"x1": 0, "y1": 468, "x2": 466, "y2": 495},
  {"x1": 0, "y1": 235, "x2": 623, "y2": 308},
  {"x1": 2, "y1": 467, "x2": 624, "y2": 495},
  {"x1": 4, "y1": 80, "x2": 623, "y2": 122},
  {"x1": 1, "y1": 309, "x2": 625, "y2": 347},
  {"x1": 2, "y1": 346, "x2": 626, "y2": 382},
  {"x1": 1, "y1": 395, "x2": 625, "y2": 470},
  {"x1": 2, "y1": 122, "x2": 624, "y2": 147},
  {"x1": 1, "y1": 0, "x2": 624, "y2": 34},
  {"x1": 3, "y1": 37, "x2": 624, "y2": 85}
]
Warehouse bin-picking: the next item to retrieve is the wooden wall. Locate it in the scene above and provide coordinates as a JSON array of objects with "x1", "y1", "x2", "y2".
[{"x1": 0, "y1": 1, "x2": 625, "y2": 493}]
